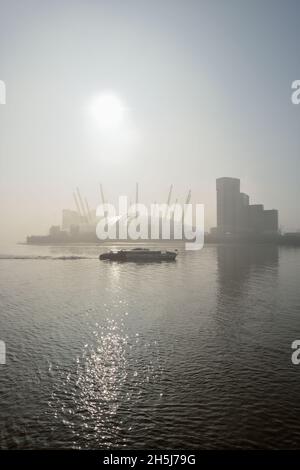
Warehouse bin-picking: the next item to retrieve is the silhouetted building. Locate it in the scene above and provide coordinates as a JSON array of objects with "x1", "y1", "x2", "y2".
[
  {"x1": 263, "y1": 209, "x2": 278, "y2": 234},
  {"x1": 248, "y1": 204, "x2": 264, "y2": 233},
  {"x1": 49, "y1": 225, "x2": 61, "y2": 237},
  {"x1": 49, "y1": 225, "x2": 68, "y2": 240},
  {"x1": 216, "y1": 177, "x2": 241, "y2": 234},
  {"x1": 215, "y1": 178, "x2": 278, "y2": 236},
  {"x1": 62, "y1": 209, "x2": 81, "y2": 230},
  {"x1": 239, "y1": 192, "x2": 250, "y2": 232}
]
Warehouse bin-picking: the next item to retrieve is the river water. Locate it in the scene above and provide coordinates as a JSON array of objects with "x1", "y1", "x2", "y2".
[{"x1": 0, "y1": 242, "x2": 300, "y2": 449}]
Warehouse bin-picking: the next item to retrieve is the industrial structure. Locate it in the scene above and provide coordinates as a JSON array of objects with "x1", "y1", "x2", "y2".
[
  {"x1": 26, "y1": 184, "x2": 193, "y2": 244},
  {"x1": 26, "y1": 177, "x2": 286, "y2": 245}
]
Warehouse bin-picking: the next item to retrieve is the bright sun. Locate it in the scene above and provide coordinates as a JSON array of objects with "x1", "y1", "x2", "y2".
[{"x1": 89, "y1": 92, "x2": 125, "y2": 131}]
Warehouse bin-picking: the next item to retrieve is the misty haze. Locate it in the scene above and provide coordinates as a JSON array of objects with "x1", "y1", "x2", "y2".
[{"x1": 1, "y1": 0, "x2": 300, "y2": 460}]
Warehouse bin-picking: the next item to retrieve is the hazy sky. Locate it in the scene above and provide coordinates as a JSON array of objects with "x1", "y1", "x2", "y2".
[{"x1": 1, "y1": 0, "x2": 300, "y2": 244}]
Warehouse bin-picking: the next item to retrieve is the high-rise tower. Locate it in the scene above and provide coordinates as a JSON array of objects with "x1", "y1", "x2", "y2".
[{"x1": 216, "y1": 177, "x2": 241, "y2": 234}]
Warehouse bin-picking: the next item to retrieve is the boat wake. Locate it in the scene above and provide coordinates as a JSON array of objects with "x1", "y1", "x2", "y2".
[{"x1": 0, "y1": 255, "x2": 95, "y2": 260}]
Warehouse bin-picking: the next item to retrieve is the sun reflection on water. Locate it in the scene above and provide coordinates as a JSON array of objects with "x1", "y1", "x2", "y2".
[{"x1": 49, "y1": 300, "x2": 164, "y2": 448}]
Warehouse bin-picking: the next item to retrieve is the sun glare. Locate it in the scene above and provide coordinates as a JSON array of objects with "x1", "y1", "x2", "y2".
[{"x1": 89, "y1": 92, "x2": 125, "y2": 131}]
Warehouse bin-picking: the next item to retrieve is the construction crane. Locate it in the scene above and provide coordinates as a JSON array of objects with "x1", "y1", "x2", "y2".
[
  {"x1": 167, "y1": 184, "x2": 173, "y2": 206},
  {"x1": 171, "y1": 197, "x2": 178, "y2": 219},
  {"x1": 185, "y1": 189, "x2": 191, "y2": 206},
  {"x1": 73, "y1": 191, "x2": 82, "y2": 217},
  {"x1": 99, "y1": 183, "x2": 106, "y2": 205},
  {"x1": 76, "y1": 187, "x2": 88, "y2": 223},
  {"x1": 136, "y1": 182, "x2": 139, "y2": 205},
  {"x1": 165, "y1": 184, "x2": 173, "y2": 218},
  {"x1": 85, "y1": 198, "x2": 92, "y2": 223},
  {"x1": 183, "y1": 190, "x2": 192, "y2": 221},
  {"x1": 135, "y1": 182, "x2": 139, "y2": 217}
]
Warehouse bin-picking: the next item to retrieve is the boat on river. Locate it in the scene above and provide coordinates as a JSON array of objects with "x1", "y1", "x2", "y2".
[{"x1": 99, "y1": 248, "x2": 177, "y2": 262}]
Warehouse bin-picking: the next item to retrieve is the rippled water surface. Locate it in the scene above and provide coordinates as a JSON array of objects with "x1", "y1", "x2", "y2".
[{"x1": 1, "y1": 243, "x2": 300, "y2": 449}]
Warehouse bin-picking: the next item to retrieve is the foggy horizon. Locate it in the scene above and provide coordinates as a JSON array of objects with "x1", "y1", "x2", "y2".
[
  {"x1": 1, "y1": 0, "x2": 300, "y2": 244},
  {"x1": 3, "y1": 0, "x2": 300, "y2": 460}
]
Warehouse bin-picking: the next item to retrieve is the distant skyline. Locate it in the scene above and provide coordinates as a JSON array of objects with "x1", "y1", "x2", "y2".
[{"x1": 1, "y1": 0, "x2": 300, "y2": 245}]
